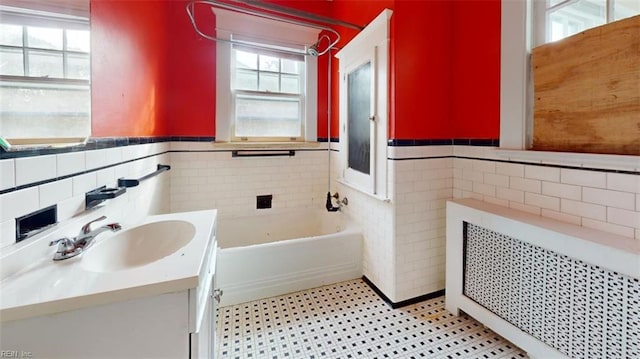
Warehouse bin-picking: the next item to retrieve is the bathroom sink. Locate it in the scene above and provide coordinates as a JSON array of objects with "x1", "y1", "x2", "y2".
[{"x1": 81, "y1": 220, "x2": 196, "y2": 272}]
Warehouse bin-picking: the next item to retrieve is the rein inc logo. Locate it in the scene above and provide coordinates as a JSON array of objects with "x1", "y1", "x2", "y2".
[{"x1": 0, "y1": 351, "x2": 32, "y2": 358}]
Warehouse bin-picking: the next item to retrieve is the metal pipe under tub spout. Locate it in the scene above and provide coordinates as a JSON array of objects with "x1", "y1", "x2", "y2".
[
  {"x1": 326, "y1": 192, "x2": 348, "y2": 212},
  {"x1": 325, "y1": 49, "x2": 336, "y2": 212}
]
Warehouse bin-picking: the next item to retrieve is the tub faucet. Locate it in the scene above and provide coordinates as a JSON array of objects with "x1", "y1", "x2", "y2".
[
  {"x1": 49, "y1": 216, "x2": 122, "y2": 261},
  {"x1": 326, "y1": 192, "x2": 348, "y2": 212}
]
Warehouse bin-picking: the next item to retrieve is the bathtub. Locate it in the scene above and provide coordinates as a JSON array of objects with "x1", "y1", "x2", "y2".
[{"x1": 215, "y1": 210, "x2": 363, "y2": 306}]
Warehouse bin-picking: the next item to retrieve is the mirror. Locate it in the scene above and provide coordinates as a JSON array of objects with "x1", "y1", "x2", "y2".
[
  {"x1": 0, "y1": 0, "x2": 90, "y2": 148},
  {"x1": 347, "y1": 61, "x2": 371, "y2": 175}
]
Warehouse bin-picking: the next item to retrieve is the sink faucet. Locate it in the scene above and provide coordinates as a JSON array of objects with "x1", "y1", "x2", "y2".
[{"x1": 49, "y1": 216, "x2": 122, "y2": 261}]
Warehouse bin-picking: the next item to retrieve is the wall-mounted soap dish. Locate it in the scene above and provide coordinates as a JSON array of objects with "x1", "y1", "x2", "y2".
[
  {"x1": 16, "y1": 205, "x2": 57, "y2": 243},
  {"x1": 85, "y1": 186, "x2": 126, "y2": 209}
]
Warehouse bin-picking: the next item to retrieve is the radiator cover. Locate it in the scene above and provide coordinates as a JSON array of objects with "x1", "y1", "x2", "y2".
[{"x1": 463, "y1": 222, "x2": 640, "y2": 359}]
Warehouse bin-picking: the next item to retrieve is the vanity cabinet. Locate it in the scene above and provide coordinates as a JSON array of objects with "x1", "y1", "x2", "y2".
[
  {"x1": 0, "y1": 253, "x2": 218, "y2": 359},
  {"x1": 1, "y1": 280, "x2": 217, "y2": 359},
  {"x1": 0, "y1": 210, "x2": 218, "y2": 358}
]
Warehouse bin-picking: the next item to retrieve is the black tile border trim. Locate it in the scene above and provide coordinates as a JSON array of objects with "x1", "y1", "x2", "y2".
[
  {"x1": 0, "y1": 146, "x2": 332, "y2": 196},
  {"x1": 317, "y1": 137, "x2": 340, "y2": 143},
  {"x1": 387, "y1": 138, "x2": 500, "y2": 147},
  {"x1": 389, "y1": 155, "x2": 640, "y2": 175},
  {"x1": 3, "y1": 145, "x2": 637, "y2": 196},
  {"x1": 0, "y1": 151, "x2": 169, "y2": 196},
  {"x1": 362, "y1": 275, "x2": 446, "y2": 309},
  {"x1": 0, "y1": 136, "x2": 215, "y2": 159}
]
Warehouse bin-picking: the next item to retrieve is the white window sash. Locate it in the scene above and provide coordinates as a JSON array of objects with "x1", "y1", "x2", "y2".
[{"x1": 213, "y1": 9, "x2": 319, "y2": 142}]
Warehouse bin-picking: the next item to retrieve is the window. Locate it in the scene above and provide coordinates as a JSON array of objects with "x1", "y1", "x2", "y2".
[
  {"x1": 536, "y1": 0, "x2": 640, "y2": 45},
  {"x1": 500, "y1": 0, "x2": 639, "y2": 165},
  {"x1": 0, "y1": 5, "x2": 90, "y2": 142},
  {"x1": 231, "y1": 46, "x2": 305, "y2": 141},
  {"x1": 212, "y1": 8, "x2": 319, "y2": 143}
]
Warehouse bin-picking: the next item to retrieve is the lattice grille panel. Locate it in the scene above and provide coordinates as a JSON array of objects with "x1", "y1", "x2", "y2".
[{"x1": 463, "y1": 222, "x2": 640, "y2": 358}]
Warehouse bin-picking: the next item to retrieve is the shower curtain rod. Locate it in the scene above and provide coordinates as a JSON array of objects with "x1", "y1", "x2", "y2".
[
  {"x1": 233, "y1": 0, "x2": 364, "y2": 31},
  {"x1": 186, "y1": 0, "x2": 346, "y2": 57}
]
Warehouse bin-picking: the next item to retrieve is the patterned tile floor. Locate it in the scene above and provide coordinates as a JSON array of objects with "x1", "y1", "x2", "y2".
[{"x1": 216, "y1": 279, "x2": 527, "y2": 359}]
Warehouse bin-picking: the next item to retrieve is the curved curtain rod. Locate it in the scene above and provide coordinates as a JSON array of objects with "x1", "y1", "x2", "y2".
[
  {"x1": 234, "y1": 0, "x2": 364, "y2": 31},
  {"x1": 185, "y1": 0, "x2": 343, "y2": 57}
]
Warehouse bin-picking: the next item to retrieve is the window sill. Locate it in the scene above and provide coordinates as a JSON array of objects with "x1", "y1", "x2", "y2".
[
  {"x1": 214, "y1": 141, "x2": 325, "y2": 149},
  {"x1": 170, "y1": 141, "x2": 328, "y2": 152},
  {"x1": 1, "y1": 137, "x2": 87, "y2": 151},
  {"x1": 336, "y1": 178, "x2": 391, "y2": 203},
  {"x1": 496, "y1": 149, "x2": 640, "y2": 172}
]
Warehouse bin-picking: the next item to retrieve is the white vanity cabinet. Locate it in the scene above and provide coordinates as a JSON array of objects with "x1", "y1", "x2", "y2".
[
  {"x1": 1, "y1": 286, "x2": 216, "y2": 358},
  {"x1": 0, "y1": 210, "x2": 218, "y2": 359}
]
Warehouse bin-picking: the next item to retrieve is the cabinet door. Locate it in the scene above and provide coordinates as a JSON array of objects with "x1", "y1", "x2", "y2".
[
  {"x1": 209, "y1": 274, "x2": 217, "y2": 359},
  {"x1": 191, "y1": 274, "x2": 216, "y2": 359}
]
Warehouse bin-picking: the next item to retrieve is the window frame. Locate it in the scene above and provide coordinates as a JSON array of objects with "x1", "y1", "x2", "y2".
[
  {"x1": 533, "y1": 0, "x2": 638, "y2": 46},
  {"x1": 0, "y1": 5, "x2": 91, "y2": 144},
  {"x1": 498, "y1": 0, "x2": 639, "y2": 170},
  {"x1": 229, "y1": 46, "x2": 307, "y2": 142},
  {"x1": 213, "y1": 8, "x2": 319, "y2": 143}
]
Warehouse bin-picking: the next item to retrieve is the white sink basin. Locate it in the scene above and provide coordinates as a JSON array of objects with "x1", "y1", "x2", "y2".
[{"x1": 81, "y1": 220, "x2": 196, "y2": 272}]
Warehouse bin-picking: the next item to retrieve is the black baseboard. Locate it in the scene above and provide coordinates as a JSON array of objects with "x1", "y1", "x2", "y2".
[{"x1": 362, "y1": 275, "x2": 446, "y2": 309}]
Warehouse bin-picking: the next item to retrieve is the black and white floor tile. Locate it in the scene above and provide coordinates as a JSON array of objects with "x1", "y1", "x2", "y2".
[{"x1": 216, "y1": 279, "x2": 527, "y2": 358}]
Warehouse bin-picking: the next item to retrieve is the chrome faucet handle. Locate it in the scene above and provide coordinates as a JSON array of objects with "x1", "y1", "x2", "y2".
[
  {"x1": 49, "y1": 237, "x2": 75, "y2": 253},
  {"x1": 80, "y1": 215, "x2": 107, "y2": 235},
  {"x1": 49, "y1": 237, "x2": 81, "y2": 261},
  {"x1": 105, "y1": 223, "x2": 122, "y2": 232}
]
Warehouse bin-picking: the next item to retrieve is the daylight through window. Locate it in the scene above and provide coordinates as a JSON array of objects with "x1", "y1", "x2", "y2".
[
  {"x1": 231, "y1": 46, "x2": 305, "y2": 141},
  {"x1": 539, "y1": 0, "x2": 639, "y2": 44},
  {"x1": 0, "y1": 6, "x2": 90, "y2": 141}
]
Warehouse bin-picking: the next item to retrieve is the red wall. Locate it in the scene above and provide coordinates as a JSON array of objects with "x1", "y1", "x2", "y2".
[
  {"x1": 165, "y1": 0, "x2": 217, "y2": 136},
  {"x1": 391, "y1": 0, "x2": 454, "y2": 140},
  {"x1": 329, "y1": 0, "x2": 394, "y2": 139},
  {"x1": 91, "y1": 0, "x2": 170, "y2": 137},
  {"x1": 90, "y1": 0, "x2": 501, "y2": 140},
  {"x1": 451, "y1": 0, "x2": 501, "y2": 139},
  {"x1": 325, "y1": 0, "x2": 500, "y2": 140}
]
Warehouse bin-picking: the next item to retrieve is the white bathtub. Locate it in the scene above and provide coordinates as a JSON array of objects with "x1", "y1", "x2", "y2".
[{"x1": 215, "y1": 210, "x2": 363, "y2": 306}]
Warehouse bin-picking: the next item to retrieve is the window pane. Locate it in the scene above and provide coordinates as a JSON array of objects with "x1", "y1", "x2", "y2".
[
  {"x1": 347, "y1": 62, "x2": 371, "y2": 175},
  {"x1": 548, "y1": 0, "x2": 606, "y2": 42},
  {"x1": 0, "y1": 24, "x2": 23, "y2": 46},
  {"x1": 27, "y1": 50, "x2": 63, "y2": 77},
  {"x1": 281, "y1": 58, "x2": 301, "y2": 74},
  {"x1": 66, "y1": 29, "x2": 90, "y2": 53},
  {"x1": 235, "y1": 94, "x2": 301, "y2": 137},
  {"x1": 614, "y1": 0, "x2": 640, "y2": 20},
  {"x1": 26, "y1": 26, "x2": 63, "y2": 50},
  {"x1": 281, "y1": 74, "x2": 300, "y2": 94},
  {"x1": 235, "y1": 49, "x2": 257, "y2": 69},
  {"x1": 235, "y1": 69, "x2": 258, "y2": 90},
  {"x1": 0, "y1": 48, "x2": 24, "y2": 76},
  {"x1": 67, "y1": 53, "x2": 90, "y2": 79},
  {"x1": 0, "y1": 84, "x2": 90, "y2": 138},
  {"x1": 259, "y1": 72, "x2": 279, "y2": 92},
  {"x1": 259, "y1": 55, "x2": 279, "y2": 72}
]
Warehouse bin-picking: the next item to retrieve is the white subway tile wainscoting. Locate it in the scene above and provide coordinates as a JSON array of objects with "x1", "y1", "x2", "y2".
[
  {"x1": 335, "y1": 143, "x2": 638, "y2": 308},
  {"x1": 0, "y1": 142, "x2": 171, "y2": 254},
  {"x1": 453, "y1": 146, "x2": 640, "y2": 240},
  {"x1": 1, "y1": 140, "x2": 637, "y2": 359},
  {"x1": 169, "y1": 145, "x2": 329, "y2": 218}
]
